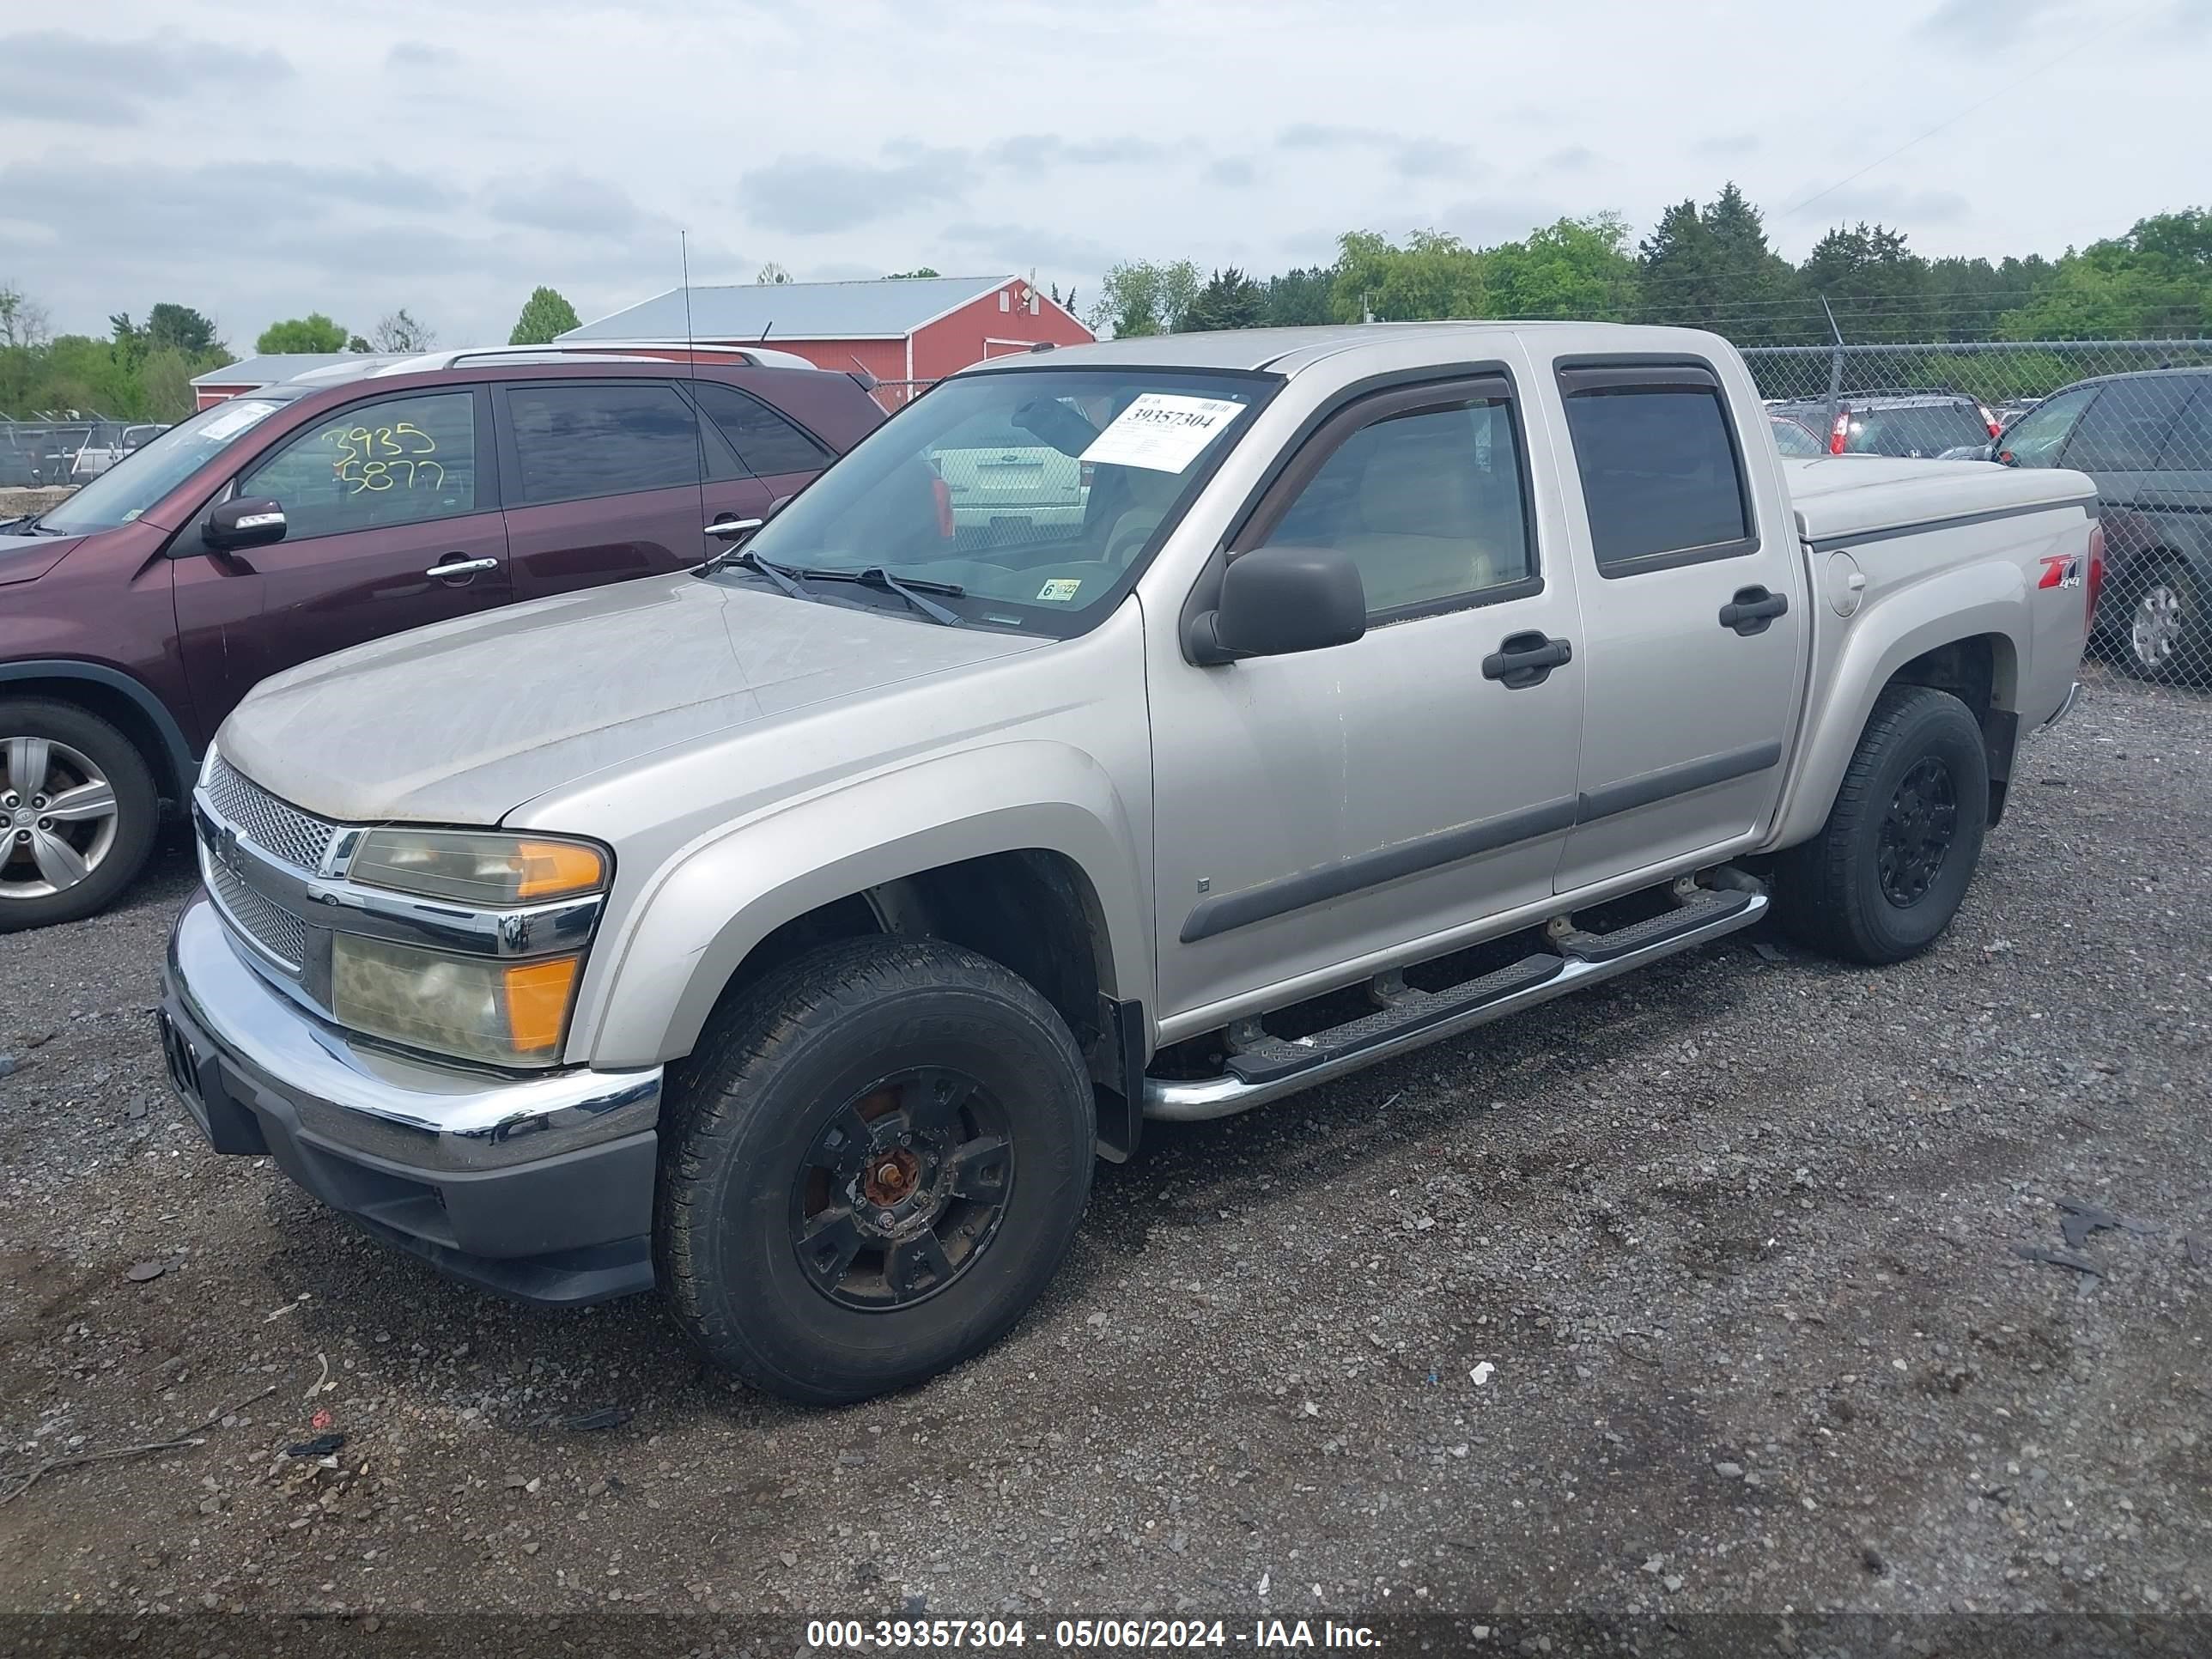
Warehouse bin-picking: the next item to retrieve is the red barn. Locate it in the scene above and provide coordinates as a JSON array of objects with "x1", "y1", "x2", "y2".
[{"x1": 558, "y1": 276, "x2": 1094, "y2": 405}]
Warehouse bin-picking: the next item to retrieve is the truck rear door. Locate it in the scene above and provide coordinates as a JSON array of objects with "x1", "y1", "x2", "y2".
[{"x1": 1546, "y1": 359, "x2": 1809, "y2": 893}]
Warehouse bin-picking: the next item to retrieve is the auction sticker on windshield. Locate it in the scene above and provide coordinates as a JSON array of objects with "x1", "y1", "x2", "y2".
[
  {"x1": 1079, "y1": 393, "x2": 1247, "y2": 473},
  {"x1": 197, "y1": 399, "x2": 282, "y2": 443}
]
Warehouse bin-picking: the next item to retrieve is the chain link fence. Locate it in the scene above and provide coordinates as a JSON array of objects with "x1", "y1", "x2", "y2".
[
  {"x1": 0, "y1": 416, "x2": 168, "y2": 487},
  {"x1": 1742, "y1": 339, "x2": 2212, "y2": 689}
]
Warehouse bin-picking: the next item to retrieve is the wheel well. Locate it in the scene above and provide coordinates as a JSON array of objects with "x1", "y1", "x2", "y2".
[
  {"x1": 710, "y1": 848, "x2": 1113, "y2": 1063},
  {"x1": 0, "y1": 674, "x2": 187, "y2": 805},
  {"x1": 1882, "y1": 633, "x2": 2018, "y2": 823}
]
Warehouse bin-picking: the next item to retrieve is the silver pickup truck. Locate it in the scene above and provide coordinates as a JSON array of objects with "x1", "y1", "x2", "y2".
[{"x1": 158, "y1": 323, "x2": 2101, "y2": 1403}]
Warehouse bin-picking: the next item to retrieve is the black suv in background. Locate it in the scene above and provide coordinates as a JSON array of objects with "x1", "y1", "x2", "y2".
[
  {"x1": 1992, "y1": 367, "x2": 2211, "y2": 683},
  {"x1": 1768, "y1": 391, "x2": 1999, "y2": 459}
]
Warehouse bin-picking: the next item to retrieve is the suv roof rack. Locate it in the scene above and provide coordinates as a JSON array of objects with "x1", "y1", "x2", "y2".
[{"x1": 364, "y1": 342, "x2": 826, "y2": 377}]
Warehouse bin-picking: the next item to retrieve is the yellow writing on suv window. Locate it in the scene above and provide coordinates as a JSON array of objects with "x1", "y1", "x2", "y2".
[{"x1": 326, "y1": 421, "x2": 445, "y2": 495}]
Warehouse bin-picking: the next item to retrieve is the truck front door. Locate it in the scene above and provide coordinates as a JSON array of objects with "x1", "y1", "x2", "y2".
[
  {"x1": 1547, "y1": 359, "x2": 1808, "y2": 893},
  {"x1": 1148, "y1": 374, "x2": 1585, "y2": 1026}
]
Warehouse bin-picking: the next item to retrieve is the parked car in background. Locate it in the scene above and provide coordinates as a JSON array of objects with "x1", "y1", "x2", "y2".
[
  {"x1": 1769, "y1": 412, "x2": 1826, "y2": 456},
  {"x1": 70, "y1": 422, "x2": 169, "y2": 478},
  {"x1": 0, "y1": 348, "x2": 883, "y2": 928},
  {"x1": 161, "y1": 321, "x2": 2098, "y2": 1402},
  {"x1": 927, "y1": 405, "x2": 1089, "y2": 548},
  {"x1": 1769, "y1": 391, "x2": 1999, "y2": 458},
  {"x1": 1983, "y1": 367, "x2": 2212, "y2": 681}
]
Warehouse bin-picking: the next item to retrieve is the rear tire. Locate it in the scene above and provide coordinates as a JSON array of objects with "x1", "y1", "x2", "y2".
[
  {"x1": 0, "y1": 697, "x2": 160, "y2": 933},
  {"x1": 2112, "y1": 562, "x2": 2203, "y2": 684},
  {"x1": 656, "y1": 936, "x2": 1095, "y2": 1405},
  {"x1": 1775, "y1": 684, "x2": 1989, "y2": 965}
]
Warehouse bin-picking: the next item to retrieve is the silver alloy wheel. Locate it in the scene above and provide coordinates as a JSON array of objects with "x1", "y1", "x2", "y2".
[
  {"x1": 0, "y1": 735, "x2": 121, "y2": 901},
  {"x1": 2130, "y1": 582, "x2": 2184, "y2": 672}
]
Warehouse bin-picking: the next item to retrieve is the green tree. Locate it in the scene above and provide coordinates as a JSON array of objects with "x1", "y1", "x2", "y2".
[
  {"x1": 1997, "y1": 210, "x2": 2212, "y2": 340},
  {"x1": 372, "y1": 308, "x2": 436, "y2": 353},
  {"x1": 1635, "y1": 183, "x2": 1801, "y2": 341},
  {"x1": 1182, "y1": 267, "x2": 1267, "y2": 332},
  {"x1": 1263, "y1": 266, "x2": 1334, "y2": 327},
  {"x1": 1088, "y1": 259, "x2": 1200, "y2": 337},
  {"x1": 508, "y1": 285, "x2": 582, "y2": 345},
  {"x1": 1328, "y1": 229, "x2": 1486, "y2": 322},
  {"x1": 887, "y1": 267, "x2": 941, "y2": 278},
  {"x1": 347, "y1": 335, "x2": 372, "y2": 353},
  {"x1": 138, "y1": 348, "x2": 204, "y2": 421},
  {"x1": 1798, "y1": 222, "x2": 1929, "y2": 342},
  {"x1": 0, "y1": 281, "x2": 51, "y2": 350},
  {"x1": 146, "y1": 303, "x2": 220, "y2": 356},
  {"x1": 256, "y1": 313, "x2": 349, "y2": 354},
  {"x1": 1486, "y1": 214, "x2": 1636, "y2": 320},
  {"x1": 757, "y1": 262, "x2": 793, "y2": 285}
]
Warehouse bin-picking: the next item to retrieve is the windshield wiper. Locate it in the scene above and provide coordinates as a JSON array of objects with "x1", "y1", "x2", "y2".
[
  {"x1": 709, "y1": 545, "x2": 811, "y2": 599},
  {"x1": 823, "y1": 566, "x2": 965, "y2": 626}
]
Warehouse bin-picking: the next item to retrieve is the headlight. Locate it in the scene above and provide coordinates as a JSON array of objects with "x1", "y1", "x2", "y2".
[
  {"x1": 348, "y1": 829, "x2": 608, "y2": 905},
  {"x1": 331, "y1": 933, "x2": 581, "y2": 1067}
]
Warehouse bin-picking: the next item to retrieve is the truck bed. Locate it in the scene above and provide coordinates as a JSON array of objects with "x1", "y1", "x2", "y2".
[{"x1": 1784, "y1": 454, "x2": 2094, "y2": 545}]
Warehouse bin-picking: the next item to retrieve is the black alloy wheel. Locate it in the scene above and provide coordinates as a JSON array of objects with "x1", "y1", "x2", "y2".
[
  {"x1": 791, "y1": 1066, "x2": 1014, "y2": 1310},
  {"x1": 1875, "y1": 755, "x2": 1959, "y2": 908}
]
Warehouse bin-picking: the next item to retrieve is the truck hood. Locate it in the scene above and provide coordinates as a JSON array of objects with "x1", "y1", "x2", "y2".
[
  {"x1": 216, "y1": 574, "x2": 1052, "y2": 824},
  {"x1": 0, "y1": 530, "x2": 81, "y2": 587}
]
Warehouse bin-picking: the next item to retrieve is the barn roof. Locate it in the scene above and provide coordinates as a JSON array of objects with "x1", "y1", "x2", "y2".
[
  {"x1": 189, "y1": 353, "x2": 394, "y2": 387},
  {"x1": 559, "y1": 276, "x2": 1017, "y2": 343}
]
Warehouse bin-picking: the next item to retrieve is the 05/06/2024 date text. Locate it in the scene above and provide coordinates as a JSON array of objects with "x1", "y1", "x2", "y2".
[{"x1": 804, "y1": 1619, "x2": 1383, "y2": 1650}]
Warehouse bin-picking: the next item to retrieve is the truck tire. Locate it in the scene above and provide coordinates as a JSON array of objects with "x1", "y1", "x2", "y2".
[
  {"x1": 1774, "y1": 684, "x2": 1990, "y2": 965},
  {"x1": 2113, "y1": 562, "x2": 2202, "y2": 684},
  {"x1": 0, "y1": 697, "x2": 161, "y2": 933},
  {"x1": 656, "y1": 936, "x2": 1095, "y2": 1404}
]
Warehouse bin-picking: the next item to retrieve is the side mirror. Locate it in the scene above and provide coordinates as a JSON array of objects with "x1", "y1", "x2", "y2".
[
  {"x1": 204, "y1": 497, "x2": 287, "y2": 551},
  {"x1": 1188, "y1": 544, "x2": 1366, "y2": 665}
]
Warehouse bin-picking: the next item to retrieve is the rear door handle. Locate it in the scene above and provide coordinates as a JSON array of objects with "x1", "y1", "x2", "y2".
[
  {"x1": 1481, "y1": 630, "x2": 1572, "y2": 690},
  {"x1": 427, "y1": 555, "x2": 501, "y2": 582},
  {"x1": 1720, "y1": 586, "x2": 1789, "y2": 635}
]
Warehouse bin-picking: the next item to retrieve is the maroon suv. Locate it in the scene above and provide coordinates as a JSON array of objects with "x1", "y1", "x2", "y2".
[{"x1": 0, "y1": 355, "x2": 883, "y2": 928}]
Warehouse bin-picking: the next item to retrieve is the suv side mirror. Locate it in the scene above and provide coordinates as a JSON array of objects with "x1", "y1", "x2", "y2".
[
  {"x1": 1188, "y1": 544, "x2": 1366, "y2": 665},
  {"x1": 204, "y1": 497, "x2": 287, "y2": 551}
]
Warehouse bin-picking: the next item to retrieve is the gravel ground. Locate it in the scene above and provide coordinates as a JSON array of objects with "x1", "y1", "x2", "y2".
[
  {"x1": 0, "y1": 488, "x2": 74, "y2": 520},
  {"x1": 1, "y1": 663, "x2": 2206, "y2": 1650}
]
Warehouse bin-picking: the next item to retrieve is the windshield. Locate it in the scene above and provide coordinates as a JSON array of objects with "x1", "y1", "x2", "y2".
[
  {"x1": 727, "y1": 368, "x2": 1272, "y2": 632},
  {"x1": 35, "y1": 395, "x2": 292, "y2": 535}
]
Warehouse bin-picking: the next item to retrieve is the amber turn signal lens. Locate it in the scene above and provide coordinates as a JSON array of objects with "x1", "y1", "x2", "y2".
[
  {"x1": 514, "y1": 840, "x2": 609, "y2": 900},
  {"x1": 502, "y1": 957, "x2": 580, "y2": 1055}
]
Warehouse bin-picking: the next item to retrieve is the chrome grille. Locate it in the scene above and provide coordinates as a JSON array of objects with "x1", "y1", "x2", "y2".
[
  {"x1": 203, "y1": 757, "x2": 337, "y2": 872},
  {"x1": 207, "y1": 858, "x2": 309, "y2": 970}
]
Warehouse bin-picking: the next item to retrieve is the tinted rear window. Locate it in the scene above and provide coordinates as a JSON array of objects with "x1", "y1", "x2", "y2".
[
  {"x1": 2157, "y1": 386, "x2": 2212, "y2": 471},
  {"x1": 506, "y1": 382, "x2": 701, "y2": 505},
  {"x1": 1564, "y1": 386, "x2": 1751, "y2": 570},
  {"x1": 688, "y1": 380, "x2": 829, "y2": 478},
  {"x1": 1843, "y1": 404, "x2": 1989, "y2": 457}
]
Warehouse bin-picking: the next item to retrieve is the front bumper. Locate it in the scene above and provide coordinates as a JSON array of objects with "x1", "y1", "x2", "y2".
[{"x1": 160, "y1": 894, "x2": 662, "y2": 1306}]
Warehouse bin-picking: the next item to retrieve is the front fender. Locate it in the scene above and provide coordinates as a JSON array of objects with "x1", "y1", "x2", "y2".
[
  {"x1": 1770, "y1": 559, "x2": 2027, "y2": 851},
  {"x1": 580, "y1": 739, "x2": 1152, "y2": 1070}
]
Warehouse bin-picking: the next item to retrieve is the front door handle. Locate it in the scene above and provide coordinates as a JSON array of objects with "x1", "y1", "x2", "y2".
[
  {"x1": 427, "y1": 554, "x2": 501, "y2": 583},
  {"x1": 1720, "y1": 586, "x2": 1789, "y2": 635},
  {"x1": 1481, "y1": 630, "x2": 1573, "y2": 690}
]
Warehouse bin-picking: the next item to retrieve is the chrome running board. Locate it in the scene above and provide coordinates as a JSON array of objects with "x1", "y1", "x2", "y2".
[{"x1": 1142, "y1": 890, "x2": 1768, "y2": 1122}]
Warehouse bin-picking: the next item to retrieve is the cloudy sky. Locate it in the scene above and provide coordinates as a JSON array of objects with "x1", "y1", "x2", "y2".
[{"x1": 0, "y1": 0, "x2": 2198, "y2": 349}]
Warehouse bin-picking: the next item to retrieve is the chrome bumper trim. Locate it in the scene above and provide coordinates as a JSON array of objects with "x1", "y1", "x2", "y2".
[
  {"x1": 2044, "y1": 679, "x2": 2083, "y2": 728},
  {"x1": 166, "y1": 894, "x2": 660, "y2": 1172}
]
